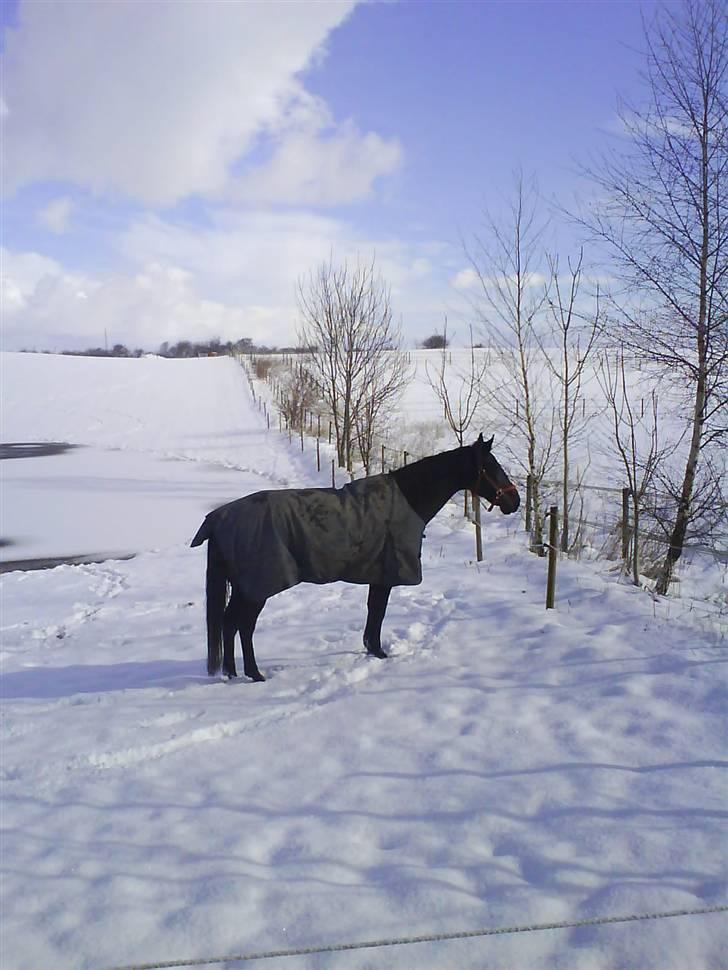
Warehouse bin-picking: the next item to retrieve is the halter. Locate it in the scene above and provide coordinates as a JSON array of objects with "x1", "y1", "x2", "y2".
[{"x1": 473, "y1": 460, "x2": 519, "y2": 512}]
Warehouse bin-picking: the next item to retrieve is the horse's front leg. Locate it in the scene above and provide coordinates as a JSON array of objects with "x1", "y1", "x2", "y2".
[
  {"x1": 237, "y1": 596, "x2": 267, "y2": 682},
  {"x1": 363, "y1": 584, "x2": 391, "y2": 659}
]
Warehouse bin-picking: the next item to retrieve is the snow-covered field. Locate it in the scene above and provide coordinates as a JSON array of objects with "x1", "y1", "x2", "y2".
[{"x1": 1, "y1": 352, "x2": 726, "y2": 969}]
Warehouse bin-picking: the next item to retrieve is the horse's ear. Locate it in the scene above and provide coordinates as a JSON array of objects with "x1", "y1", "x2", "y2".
[{"x1": 485, "y1": 435, "x2": 493, "y2": 450}]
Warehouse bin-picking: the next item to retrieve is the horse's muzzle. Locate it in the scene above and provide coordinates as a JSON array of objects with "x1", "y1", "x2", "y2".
[{"x1": 496, "y1": 486, "x2": 520, "y2": 515}]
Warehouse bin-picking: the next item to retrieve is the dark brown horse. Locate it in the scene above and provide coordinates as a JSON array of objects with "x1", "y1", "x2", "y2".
[{"x1": 191, "y1": 434, "x2": 519, "y2": 681}]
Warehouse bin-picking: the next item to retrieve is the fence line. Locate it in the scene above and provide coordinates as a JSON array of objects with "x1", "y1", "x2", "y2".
[
  {"x1": 570, "y1": 515, "x2": 728, "y2": 561},
  {"x1": 241, "y1": 358, "x2": 727, "y2": 599},
  {"x1": 107, "y1": 903, "x2": 728, "y2": 970}
]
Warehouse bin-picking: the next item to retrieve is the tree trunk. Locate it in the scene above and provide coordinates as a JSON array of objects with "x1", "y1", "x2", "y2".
[
  {"x1": 632, "y1": 502, "x2": 640, "y2": 587},
  {"x1": 655, "y1": 366, "x2": 706, "y2": 593},
  {"x1": 561, "y1": 410, "x2": 569, "y2": 552},
  {"x1": 655, "y1": 108, "x2": 711, "y2": 595}
]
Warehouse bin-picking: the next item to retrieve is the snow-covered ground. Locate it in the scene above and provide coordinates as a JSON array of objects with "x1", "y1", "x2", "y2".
[{"x1": 1, "y1": 352, "x2": 726, "y2": 969}]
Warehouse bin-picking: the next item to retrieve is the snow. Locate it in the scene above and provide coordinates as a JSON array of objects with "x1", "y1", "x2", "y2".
[{"x1": 1, "y1": 351, "x2": 726, "y2": 969}]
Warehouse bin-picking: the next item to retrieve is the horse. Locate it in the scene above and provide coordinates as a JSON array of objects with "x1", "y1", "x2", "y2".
[{"x1": 191, "y1": 434, "x2": 519, "y2": 682}]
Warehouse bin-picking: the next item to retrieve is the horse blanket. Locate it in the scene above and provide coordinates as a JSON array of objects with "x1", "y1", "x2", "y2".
[{"x1": 191, "y1": 473, "x2": 426, "y2": 601}]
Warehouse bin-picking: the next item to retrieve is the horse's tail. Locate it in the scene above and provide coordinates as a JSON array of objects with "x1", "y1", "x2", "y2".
[
  {"x1": 190, "y1": 516, "x2": 211, "y2": 548},
  {"x1": 204, "y1": 537, "x2": 228, "y2": 676},
  {"x1": 191, "y1": 518, "x2": 228, "y2": 676}
]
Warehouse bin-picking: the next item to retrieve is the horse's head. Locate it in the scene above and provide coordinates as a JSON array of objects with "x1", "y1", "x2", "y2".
[{"x1": 471, "y1": 434, "x2": 520, "y2": 515}]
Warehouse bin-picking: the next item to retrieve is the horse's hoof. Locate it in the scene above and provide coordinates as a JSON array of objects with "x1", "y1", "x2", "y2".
[
  {"x1": 223, "y1": 671, "x2": 238, "y2": 681},
  {"x1": 247, "y1": 670, "x2": 266, "y2": 682},
  {"x1": 367, "y1": 648, "x2": 388, "y2": 659}
]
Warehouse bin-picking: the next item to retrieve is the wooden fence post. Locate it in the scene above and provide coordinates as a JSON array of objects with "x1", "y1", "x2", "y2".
[
  {"x1": 403, "y1": 451, "x2": 408, "y2": 466},
  {"x1": 316, "y1": 437, "x2": 321, "y2": 473},
  {"x1": 545, "y1": 505, "x2": 558, "y2": 609},
  {"x1": 381, "y1": 443, "x2": 385, "y2": 473},
  {"x1": 473, "y1": 492, "x2": 483, "y2": 562},
  {"x1": 331, "y1": 458, "x2": 335, "y2": 488},
  {"x1": 622, "y1": 487, "x2": 631, "y2": 562}
]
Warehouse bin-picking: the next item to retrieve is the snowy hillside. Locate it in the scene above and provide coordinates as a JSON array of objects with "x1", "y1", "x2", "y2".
[{"x1": 1, "y1": 352, "x2": 726, "y2": 969}]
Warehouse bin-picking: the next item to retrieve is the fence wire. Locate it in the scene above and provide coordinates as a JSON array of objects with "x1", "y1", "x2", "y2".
[{"x1": 107, "y1": 903, "x2": 728, "y2": 970}]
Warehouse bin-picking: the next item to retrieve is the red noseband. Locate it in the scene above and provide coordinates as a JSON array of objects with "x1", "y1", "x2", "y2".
[{"x1": 474, "y1": 467, "x2": 519, "y2": 512}]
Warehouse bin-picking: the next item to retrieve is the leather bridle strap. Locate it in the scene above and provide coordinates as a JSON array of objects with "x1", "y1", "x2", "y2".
[{"x1": 473, "y1": 465, "x2": 518, "y2": 512}]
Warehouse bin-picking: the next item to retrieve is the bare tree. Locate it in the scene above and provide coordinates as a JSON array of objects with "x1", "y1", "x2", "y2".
[
  {"x1": 297, "y1": 256, "x2": 408, "y2": 472},
  {"x1": 351, "y1": 325, "x2": 410, "y2": 475},
  {"x1": 466, "y1": 174, "x2": 556, "y2": 552},
  {"x1": 425, "y1": 320, "x2": 487, "y2": 514},
  {"x1": 541, "y1": 250, "x2": 601, "y2": 551},
  {"x1": 652, "y1": 437, "x2": 727, "y2": 559},
  {"x1": 425, "y1": 321, "x2": 486, "y2": 448},
  {"x1": 579, "y1": 0, "x2": 728, "y2": 593},
  {"x1": 599, "y1": 348, "x2": 667, "y2": 585},
  {"x1": 279, "y1": 360, "x2": 318, "y2": 433}
]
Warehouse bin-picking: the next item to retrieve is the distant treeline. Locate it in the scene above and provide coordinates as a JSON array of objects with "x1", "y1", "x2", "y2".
[
  {"x1": 18, "y1": 334, "x2": 459, "y2": 358},
  {"x1": 19, "y1": 337, "x2": 307, "y2": 359}
]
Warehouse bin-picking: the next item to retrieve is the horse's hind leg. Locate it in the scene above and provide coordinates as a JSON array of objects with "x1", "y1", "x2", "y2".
[
  {"x1": 222, "y1": 592, "x2": 240, "y2": 678},
  {"x1": 363, "y1": 584, "x2": 391, "y2": 659},
  {"x1": 236, "y1": 595, "x2": 267, "y2": 682}
]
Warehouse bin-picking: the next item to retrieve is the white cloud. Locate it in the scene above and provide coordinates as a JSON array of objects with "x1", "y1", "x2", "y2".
[
  {"x1": 119, "y1": 210, "x2": 350, "y2": 309},
  {"x1": 37, "y1": 196, "x2": 74, "y2": 234},
  {"x1": 607, "y1": 110, "x2": 695, "y2": 141},
  {"x1": 235, "y1": 118, "x2": 403, "y2": 206},
  {"x1": 120, "y1": 212, "x2": 450, "y2": 322},
  {"x1": 1, "y1": 248, "x2": 267, "y2": 350},
  {"x1": 0, "y1": 2, "x2": 419, "y2": 350},
  {"x1": 2, "y1": 0, "x2": 363, "y2": 205},
  {"x1": 451, "y1": 267, "x2": 479, "y2": 290},
  {"x1": 451, "y1": 268, "x2": 548, "y2": 292},
  {"x1": 2, "y1": 215, "x2": 458, "y2": 351},
  {"x1": 1, "y1": 248, "x2": 62, "y2": 312}
]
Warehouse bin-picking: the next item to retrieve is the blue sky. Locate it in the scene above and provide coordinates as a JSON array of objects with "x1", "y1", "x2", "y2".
[{"x1": 1, "y1": 0, "x2": 666, "y2": 351}]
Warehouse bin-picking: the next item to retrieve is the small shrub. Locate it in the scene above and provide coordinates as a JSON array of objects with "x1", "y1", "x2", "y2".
[
  {"x1": 254, "y1": 357, "x2": 274, "y2": 380},
  {"x1": 421, "y1": 333, "x2": 449, "y2": 350}
]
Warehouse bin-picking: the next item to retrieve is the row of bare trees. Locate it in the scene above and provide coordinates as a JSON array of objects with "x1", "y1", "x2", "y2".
[
  {"x1": 442, "y1": 177, "x2": 602, "y2": 558},
  {"x1": 580, "y1": 0, "x2": 727, "y2": 593},
  {"x1": 283, "y1": 0, "x2": 724, "y2": 595},
  {"x1": 453, "y1": 0, "x2": 726, "y2": 588}
]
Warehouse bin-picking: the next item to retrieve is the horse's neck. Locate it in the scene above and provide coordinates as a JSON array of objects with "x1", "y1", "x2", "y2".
[{"x1": 391, "y1": 447, "x2": 473, "y2": 524}]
